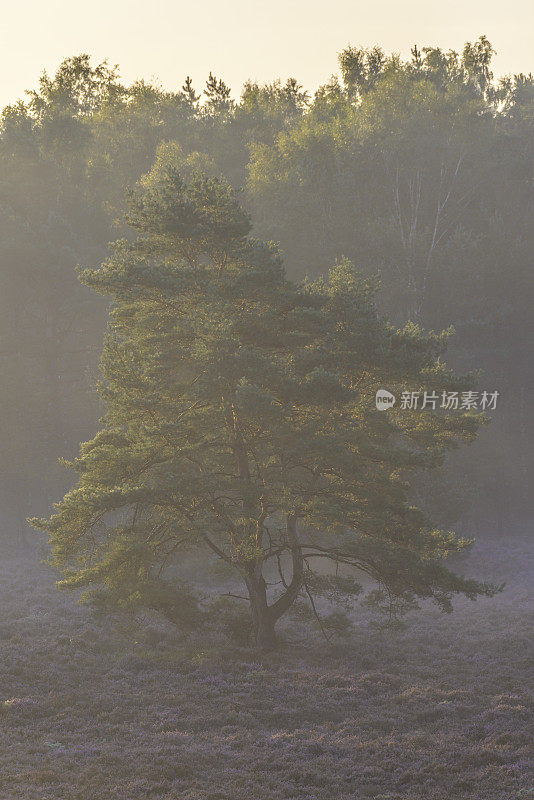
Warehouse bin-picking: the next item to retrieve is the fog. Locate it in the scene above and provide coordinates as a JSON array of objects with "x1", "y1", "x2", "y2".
[{"x1": 0, "y1": 38, "x2": 532, "y2": 799}]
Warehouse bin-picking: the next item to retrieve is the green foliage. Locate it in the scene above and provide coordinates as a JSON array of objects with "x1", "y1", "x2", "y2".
[
  {"x1": 246, "y1": 40, "x2": 534, "y2": 522},
  {"x1": 303, "y1": 571, "x2": 363, "y2": 610},
  {"x1": 30, "y1": 164, "x2": 498, "y2": 646},
  {"x1": 3, "y1": 41, "x2": 532, "y2": 541}
]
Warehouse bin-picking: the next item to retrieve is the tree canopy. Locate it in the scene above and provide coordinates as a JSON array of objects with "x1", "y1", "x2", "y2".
[
  {"x1": 1, "y1": 37, "x2": 533, "y2": 540},
  {"x1": 31, "y1": 167, "x2": 498, "y2": 648}
]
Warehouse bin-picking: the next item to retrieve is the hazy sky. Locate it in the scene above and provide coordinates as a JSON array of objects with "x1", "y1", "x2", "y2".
[{"x1": 1, "y1": 0, "x2": 533, "y2": 108}]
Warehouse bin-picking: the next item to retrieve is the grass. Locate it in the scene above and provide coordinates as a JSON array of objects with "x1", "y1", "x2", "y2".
[{"x1": 0, "y1": 531, "x2": 531, "y2": 799}]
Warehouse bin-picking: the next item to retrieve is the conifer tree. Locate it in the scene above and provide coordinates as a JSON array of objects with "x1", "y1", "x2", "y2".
[{"x1": 31, "y1": 167, "x2": 498, "y2": 649}]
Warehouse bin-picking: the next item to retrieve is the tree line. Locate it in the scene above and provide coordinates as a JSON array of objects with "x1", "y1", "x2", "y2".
[{"x1": 1, "y1": 36, "x2": 532, "y2": 542}]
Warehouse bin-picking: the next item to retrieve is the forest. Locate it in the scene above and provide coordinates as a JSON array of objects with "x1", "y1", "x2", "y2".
[{"x1": 0, "y1": 35, "x2": 532, "y2": 800}]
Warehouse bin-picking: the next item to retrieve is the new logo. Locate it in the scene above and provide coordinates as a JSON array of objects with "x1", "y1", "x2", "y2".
[{"x1": 375, "y1": 389, "x2": 396, "y2": 410}]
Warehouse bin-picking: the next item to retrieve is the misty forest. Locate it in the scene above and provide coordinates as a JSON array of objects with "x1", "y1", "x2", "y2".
[{"x1": 0, "y1": 37, "x2": 532, "y2": 799}]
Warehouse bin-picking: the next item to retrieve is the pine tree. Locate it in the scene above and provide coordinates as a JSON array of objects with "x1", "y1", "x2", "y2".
[{"x1": 31, "y1": 166, "x2": 498, "y2": 649}]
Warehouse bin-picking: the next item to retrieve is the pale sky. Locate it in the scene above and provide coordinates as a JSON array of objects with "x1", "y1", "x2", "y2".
[{"x1": 1, "y1": 0, "x2": 533, "y2": 108}]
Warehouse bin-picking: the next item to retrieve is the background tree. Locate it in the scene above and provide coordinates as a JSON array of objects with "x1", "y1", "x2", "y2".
[
  {"x1": 247, "y1": 39, "x2": 534, "y2": 526},
  {"x1": 2, "y1": 39, "x2": 533, "y2": 546},
  {"x1": 31, "y1": 168, "x2": 497, "y2": 648}
]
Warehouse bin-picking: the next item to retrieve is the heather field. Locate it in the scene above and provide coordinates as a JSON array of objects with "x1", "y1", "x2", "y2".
[{"x1": 0, "y1": 532, "x2": 532, "y2": 800}]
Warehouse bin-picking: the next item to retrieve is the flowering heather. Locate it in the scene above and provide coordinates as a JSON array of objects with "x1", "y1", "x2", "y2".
[{"x1": 0, "y1": 533, "x2": 531, "y2": 799}]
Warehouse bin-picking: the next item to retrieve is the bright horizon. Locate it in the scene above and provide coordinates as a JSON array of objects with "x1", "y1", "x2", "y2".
[{"x1": 1, "y1": 0, "x2": 533, "y2": 109}]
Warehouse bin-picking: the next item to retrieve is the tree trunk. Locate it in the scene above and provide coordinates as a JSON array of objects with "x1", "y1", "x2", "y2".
[
  {"x1": 245, "y1": 571, "x2": 277, "y2": 650},
  {"x1": 244, "y1": 515, "x2": 304, "y2": 650},
  {"x1": 253, "y1": 605, "x2": 277, "y2": 650}
]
